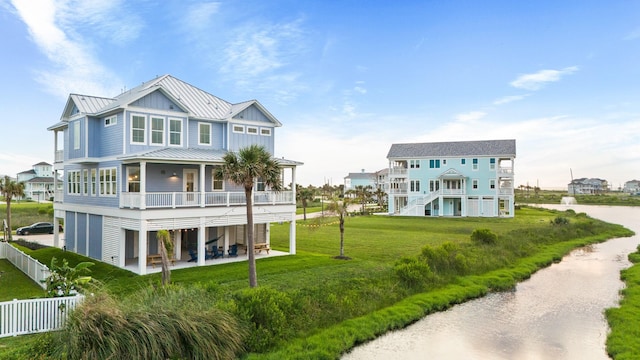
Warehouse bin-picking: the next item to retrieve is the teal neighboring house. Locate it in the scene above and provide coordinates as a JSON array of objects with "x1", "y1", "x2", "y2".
[
  {"x1": 386, "y1": 139, "x2": 516, "y2": 217},
  {"x1": 47, "y1": 74, "x2": 302, "y2": 274}
]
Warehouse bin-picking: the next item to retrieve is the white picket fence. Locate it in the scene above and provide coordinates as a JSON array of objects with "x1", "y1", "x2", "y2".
[
  {"x1": 0, "y1": 295, "x2": 84, "y2": 337},
  {"x1": 0, "y1": 241, "x2": 50, "y2": 289}
]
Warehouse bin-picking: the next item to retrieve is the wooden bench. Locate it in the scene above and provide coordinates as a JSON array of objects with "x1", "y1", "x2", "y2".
[
  {"x1": 254, "y1": 243, "x2": 271, "y2": 254},
  {"x1": 147, "y1": 254, "x2": 175, "y2": 268}
]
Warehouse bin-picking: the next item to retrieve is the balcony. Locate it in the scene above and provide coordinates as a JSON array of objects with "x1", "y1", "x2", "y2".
[
  {"x1": 119, "y1": 191, "x2": 294, "y2": 209},
  {"x1": 499, "y1": 187, "x2": 514, "y2": 195},
  {"x1": 389, "y1": 167, "x2": 408, "y2": 178},
  {"x1": 497, "y1": 167, "x2": 514, "y2": 177}
]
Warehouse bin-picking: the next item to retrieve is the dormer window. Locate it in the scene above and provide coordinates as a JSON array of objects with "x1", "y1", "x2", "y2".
[{"x1": 105, "y1": 115, "x2": 117, "y2": 127}]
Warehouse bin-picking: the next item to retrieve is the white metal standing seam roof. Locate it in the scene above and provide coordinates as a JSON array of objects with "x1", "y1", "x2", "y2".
[
  {"x1": 119, "y1": 148, "x2": 303, "y2": 166},
  {"x1": 68, "y1": 94, "x2": 115, "y2": 115},
  {"x1": 387, "y1": 139, "x2": 516, "y2": 158}
]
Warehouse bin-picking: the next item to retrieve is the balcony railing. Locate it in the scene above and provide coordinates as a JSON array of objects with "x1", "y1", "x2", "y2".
[
  {"x1": 389, "y1": 167, "x2": 408, "y2": 177},
  {"x1": 55, "y1": 150, "x2": 63, "y2": 163},
  {"x1": 499, "y1": 187, "x2": 514, "y2": 195},
  {"x1": 119, "y1": 191, "x2": 294, "y2": 209},
  {"x1": 498, "y1": 167, "x2": 514, "y2": 176}
]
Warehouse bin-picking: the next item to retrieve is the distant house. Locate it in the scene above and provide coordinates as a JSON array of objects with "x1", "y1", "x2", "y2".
[
  {"x1": 568, "y1": 178, "x2": 608, "y2": 194},
  {"x1": 47, "y1": 74, "x2": 302, "y2": 275},
  {"x1": 343, "y1": 170, "x2": 376, "y2": 197},
  {"x1": 386, "y1": 139, "x2": 516, "y2": 217},
  {"x1": 16, "y1": 162, "x2": 58, "y2": 201},
  {"x1": 622, "y1": 180, "x2": 640, "y2": 194}
]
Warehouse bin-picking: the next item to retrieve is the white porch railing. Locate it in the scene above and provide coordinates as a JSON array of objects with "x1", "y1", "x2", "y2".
[
  {"x1": 442, "y1": 189, "x2": 465, "y2": 195},
  {"x1": 399, "y1": 191, "x2": 440, "y2": 216},
  {"x1": 389, "y1": 167, "x2": 408, "y2": 177},
  {"x1": 120, "y1": 191, "x2": 294, "y2": 209},
  {"x1": 54, "y1": 150, "x2": 64, "y2": 163},
  {"x1": 498, "y1": 167, "x2": 514, "y2": 176},
  {"x1": 499, "y1": 187, "x2": 514, "y2": 195},
  {"x1": 0, "y1": 242, "x2": 49, "y2": 289},
  {"x1": 0, "y1": 295, "x2": 84, "y2": 338}
]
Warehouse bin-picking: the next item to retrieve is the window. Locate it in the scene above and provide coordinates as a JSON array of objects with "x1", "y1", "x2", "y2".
[
  {"x1": 105, "y1": 115, "x2": 117, "y2": 127},
  {"x1": 472, "y1": 179, "x2": 478, "y2": 189},
  {"x1": 490, "y1": 179, "x2": 496, "y2": 189},
  {"x1": 131, "y1": 115, "x2": 146, "y2": 144},
  {"x1": 99, "y1": 168, "x2": 117, "y2": 196},
  {"x1": 260, "y1": 128, "x2": 272, "y2": 136},
  {"x1": 232, "y1": 125, "x2": 244, "y2": 133},
  {"x1": 410, "y1": 180, "x2": 421, "y2": 192},
  {"x1": 90, "y1": 169, "x2": 96, "y2": 195},
  {"x1": 410, "y1": 160, "x2": 420, "y2": 169},
  {"x1": 256, "y1": 177, "x2": 265, "y2": 191},
  {"x1": 212, "y1": 166, "x2": 224, "y2": 190},
  {"x1": 82, "y1": 169, "x2": 88, "y2": 195},
  {"x1": 429, "y1": 159, "x2": 440, "y2": 168},
  {"x1": 128, "y1": 167, "x2": 140, "y2": 193},
  {"x1": 169, "y1": 118, "x2": 182, "y2": 145},
  {"x1": 199, "y1": 123, "x2": 211, "y2": 145},
  {"x1": 442, "y1": 159, "x2": 447, "y2": 165},
  {"x1": 461, "y1": 158, "x2": 466, "y2": 165},
  {"x1": 73, "y1": 121, "x2": 80, "y2": 150},
  {"x1": 472, "y1": 158, "x2": 478, "y2": 170},
  {"x1": 490, "y1": 158, "x2": 496, "y2": 170},
  {"x1": 429, "y1": 180, "x2": 440, "y2": 192},
  {"x1": 151, "y1": 117, "x2": 164, "y2": 145},
  {"x1": 247, "y1": 126, "x2": 258, "y2": 135},
  {"x1": 67, "y1": 170, "x2": 80, "y2": 194}
]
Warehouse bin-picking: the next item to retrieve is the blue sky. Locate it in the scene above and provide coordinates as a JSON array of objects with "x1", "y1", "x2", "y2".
[{"x1": 1, "y1": 1, "x2": 639, "y2": 190}]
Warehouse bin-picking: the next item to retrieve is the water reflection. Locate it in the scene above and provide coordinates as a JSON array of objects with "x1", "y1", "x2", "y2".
[{"x1": 343, "y1": 205, "x2": 640, "y2": 360}]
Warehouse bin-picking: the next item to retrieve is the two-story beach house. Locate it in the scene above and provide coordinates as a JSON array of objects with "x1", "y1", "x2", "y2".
[
  {"x1": 47, "y1": 74, "x2": 301, "y2": 274},
  {"x1": 16, "y1": 162, "x2": 58, "y2": 201},
  {"x1": 386, "y1": 139, "x2": 516, "y2": 217}
]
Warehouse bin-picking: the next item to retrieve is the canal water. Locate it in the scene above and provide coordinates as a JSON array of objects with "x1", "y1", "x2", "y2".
[{"x1": 343, "y1": 205, "x2": 640, "y2": 360}]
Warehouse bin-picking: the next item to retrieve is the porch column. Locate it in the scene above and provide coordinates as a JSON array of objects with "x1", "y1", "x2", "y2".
[
  {"x1": 140, "y1": 161, "x2": 147, "y2": 209},
  {"x1": 174, "y1": 230, "x2": 182, "y2": 260},
  {"x1": 53, "y1": 217, "x2": 60, "y2": 248},
  {"x1": 290, "y1": 166, "x2": 297, "y2": 254},
  {"x1": 224, "y1": 227, "x2": 230, "y2": 253},
  {"x1": 200, "y1": 163, "x2": 206, "y2": 207},
  {"x1": 197, "y1": 217, "x2": 206, "y2": 266},
  {"x1": 138, "y1": 221, "x2": 148, "y2": 275},
  {"x1": 438, "y1": 197, "x2": 444, "y2": 217}
]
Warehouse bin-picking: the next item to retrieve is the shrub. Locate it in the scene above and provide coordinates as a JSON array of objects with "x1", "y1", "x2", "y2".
[
  {"x1": 420, "y1": 242, "x2": 469, "y2": 276},
  {"x1": 470, "y1": 228, "x2": 498, "y2": 245},
  {"x1": 393, "y1": 256, "x2": 433, "y2": 289},
  {"x1": 233, "y1": 286, "x2": 294, "y2": 352},
  {"x1": 551, "y1": 216, "x2": 570, "y2": 225}
]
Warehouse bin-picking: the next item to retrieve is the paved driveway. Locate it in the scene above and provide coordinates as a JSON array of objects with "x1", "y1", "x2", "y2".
[{"x1": 12, "y1": 233, "x2": 65, "y2": 248}]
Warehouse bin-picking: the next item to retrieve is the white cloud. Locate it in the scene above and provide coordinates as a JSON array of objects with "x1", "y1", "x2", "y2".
[
  {"x1": 353, "y1": 86, "x2": 367, "y2": 94},
  {"x1": 510, "y1": 66, "x2": 578, "y2": 91},
  {"x1": 493, "y1": 94, "x2": 529, "y2": 105},
  {"x1": 184, "y1": 2, "x2": 221, "y2": 31},
  {"x1": 455, "y1": 111, "x2": 486, "y2": 122},
  {"x1": 10, "y1": 0, "x2": 125, "y2": 98}
]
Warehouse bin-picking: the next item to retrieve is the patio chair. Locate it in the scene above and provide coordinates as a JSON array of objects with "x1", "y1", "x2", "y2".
[
  {"x1": 188, "y1": 249, "x2": 198, "y2": 262},
  {"x1": 228, "y1": 244, "x2": 239, "y2": 257},
  {"x1": 211, "y1": 246, "x2": 224, "y2": 259}
]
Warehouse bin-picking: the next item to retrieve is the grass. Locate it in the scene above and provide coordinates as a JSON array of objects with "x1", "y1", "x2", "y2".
[
  {"x1": 0, "y1": 201, "x2": 55, "y2": 234},
  {"x1": 0, "y1": 206, "x2": 633, "y2": 359},
  {"x1": 516, "y1": 190, "x2": 640, "y2": 206},
  {"x1": 0, "y1": 259, "x2": 46, "y2": 301},
  {"x1": 606, "y1": 245, "x2": 640, "y2": 359}
]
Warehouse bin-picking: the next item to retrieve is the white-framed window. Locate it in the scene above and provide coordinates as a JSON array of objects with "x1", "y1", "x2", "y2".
[
  {"x1": 232, "y1": 124, "x2": 245, "y2": 133},
  {"x1": 73, "y1": 121, "x2": 80, "y2": 150},
  {"x1": 67, "y1": 170, "x2": 81, "y2": 194},
  {"x1": 82, "y1": 169, "x2": 88, "y2": 195},
  {"x1": 131, "y1": 114, "x2": 146, "y2": 144},
  {"x1": 169, "y1": 118, "x2": 182, "y2": 146},
  {"x1": 151, "y1": 117, "x2": 164, "y2": 145},
  {"x1": 105, "y1": 115, "x2": 117, "y2": 127},
  {"x1": 90, "y1": 169, "x2": 96, "y2": 195},
  {"x1": 127, "y1": 167, "x2": 140, "y2": 192},
  {"x1": 260, "y1": 128, "x2": 272, "y2": 136},
  {"x1": 490, "y1": 179, "x2": 496, "y2": 189},
  {"x1": 472, "y1": 179, "x2": 478, "y2": 189},
  {"x1": 490, "y1": 158, "x2": 496, "y2": 170},
  {"x1": 255, "y1": 177, "x2": 265, "y2": 191},
  {"x1": 212, "y1": 166, "x2": 224, "y2": 190},
  {"x1": 99, "y1": 168, "x2": 117, "y2": 196},
  {"x1": 410, "y1": 180, "x2": 421, "y2": 192},
  {"x1": 199, "y1": 122, "x2": 211, "y2": 145},
  {"x1": 410, "y1": 160, "x2": 420, "y2": 169},
  {"x1": 247, "y1": 126, "x2": 258, "y2": 135},
  {"x1": 472, "y1": 158, "x2": 478, "y2": 171}
]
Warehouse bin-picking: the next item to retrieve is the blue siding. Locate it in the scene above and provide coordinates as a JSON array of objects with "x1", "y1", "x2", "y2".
[
  {"x1": 64, "y1": 161, "x2": 121, "y2": 208},
  {"x1": 77, "y1": 213, "x2": 87, "y2": 255},
  {"x1": 88, "y1": 215, "x2": 102, "y2": 259},
  {"x1": 188, "y1": 121, "x2": 225, "y2": 149},
  {"x1": 123, "y1": 110, "x2": 188, "y2": 154},
  {"x1": 65, "y1": 212, "x2": 76, "y2": 251},
  {"x1": 67, "y1": 118, "x2": 85, "y2": 159},
  {"x1": 229, "y1": 131, "x2": 274, "y2": 153},
  {"x1": 87, "y1": 117, "x2": 101, "y2": 157},
  {"x1": 149, "y1": 232, "x2": 159, "y2": 254},
  {"x1": 237, "y1": 105, "x2": 271, "y2": 122},
  {"x1": 98, "y1": 113, "x2": 124, "y2": 157},
  {"x1": 131, "y1": 91, "x2": 181, "y2": 112}
]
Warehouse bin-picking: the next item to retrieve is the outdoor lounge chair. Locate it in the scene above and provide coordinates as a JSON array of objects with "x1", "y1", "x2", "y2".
[
  {"x1": 210, "y1": 246, "x2": 224, "y2": 259},
  {"x1": 228, "y1": 244, "x2": 239, "y2": 257},
  {"x1": 188, "y1": 249, "x2": 198, "y2": 262}
]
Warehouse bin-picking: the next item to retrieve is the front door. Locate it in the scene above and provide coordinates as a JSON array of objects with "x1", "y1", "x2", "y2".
[{"x1": 183, "y1": 169, "x2": 198, "y2": 205}]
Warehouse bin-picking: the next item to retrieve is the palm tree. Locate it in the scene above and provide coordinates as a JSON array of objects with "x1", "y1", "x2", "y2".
[
  {"x1": 297, "y1": 186, "x2": 315, "y2": 221},
  {"x1": 373, "y1": 187, "x2": 387, "y2": 208},
  {"x1": 325, "y1": 196, "x2": 352, "y2": 259},
  {"x1": 351, "y1": 185, "x2": 373, "y2": 214},
  {"x1": 157, "y1": 230, "x2": 173, "y2": 286},
  {"x1": 0, "y1": 176, "x2": 25, "y2": 241},
  {"x1": 217, "y1": 145, "x2": 282, "y2": 288}
]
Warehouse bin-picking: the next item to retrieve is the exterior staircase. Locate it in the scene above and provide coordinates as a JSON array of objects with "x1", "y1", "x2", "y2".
[{"x1": 399, "y1": 191, "x2": 439, "y2": 216}]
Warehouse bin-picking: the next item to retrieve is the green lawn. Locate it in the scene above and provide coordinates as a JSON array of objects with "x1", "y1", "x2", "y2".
[
  {"x1": 0, "y1": 206, "x2": 633, "y2": 359},
  {"x1": 0, "y1": 259, "x2": 46, "y2": 301}
]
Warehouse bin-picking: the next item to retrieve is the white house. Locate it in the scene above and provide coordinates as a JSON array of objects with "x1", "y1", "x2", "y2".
[
  {"x1": 48, "y1": 75, "x2": 302, "y2": 274},
  {"x1": 16, "y1": 162, "x2": 58, "y2": 201},
  {"x1": 568, "y1": 178, "x2": 608, "y2": 194},
  {"x1": 623, "y1": 180, "x2": 640, "y2": 194}
]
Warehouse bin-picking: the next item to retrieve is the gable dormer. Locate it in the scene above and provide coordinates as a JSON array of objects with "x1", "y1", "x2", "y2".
[{"x1": 129, "y1": 88, "x2": 188, "y2": 113}]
